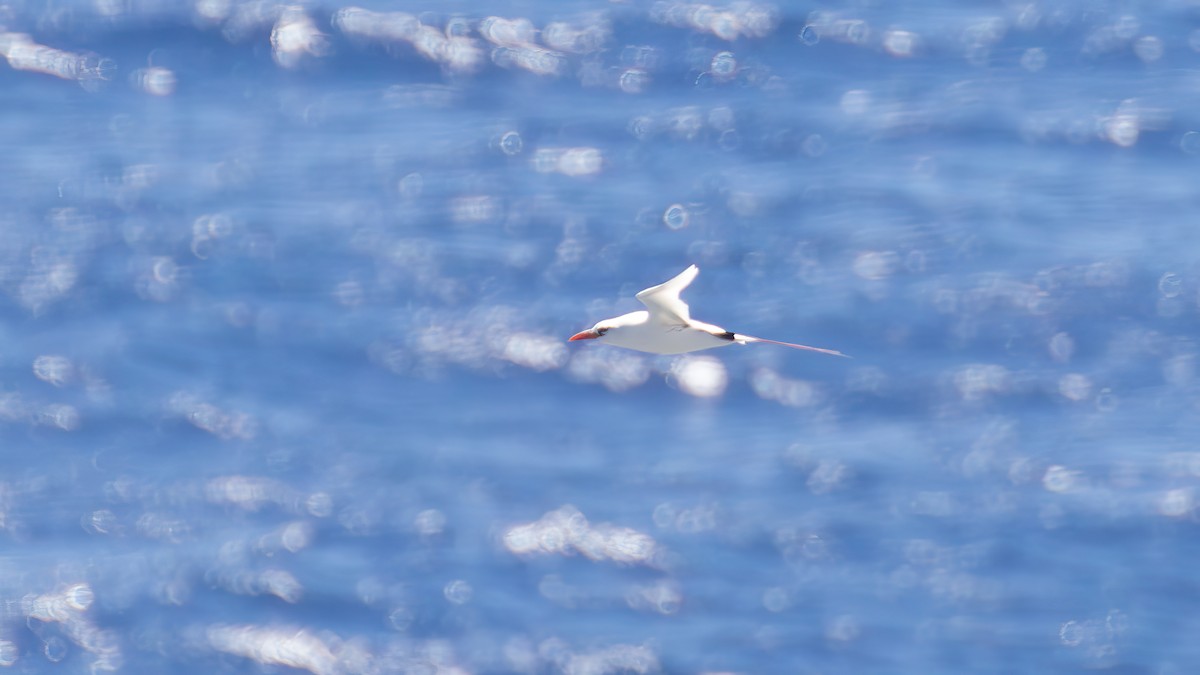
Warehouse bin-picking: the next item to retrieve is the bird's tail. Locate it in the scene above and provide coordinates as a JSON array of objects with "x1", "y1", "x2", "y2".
[{"x1": 735, "y1": 334, "x2": 850, "y2": 358}]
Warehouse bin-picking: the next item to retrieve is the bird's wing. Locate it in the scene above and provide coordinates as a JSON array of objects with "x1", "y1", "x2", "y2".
[{"x1": 635, "y1": 265, "x2": 698, "y2": 324}]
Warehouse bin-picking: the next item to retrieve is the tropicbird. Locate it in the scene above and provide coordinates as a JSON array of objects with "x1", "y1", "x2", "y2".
[{"x1": 568, "y1": 265, "x2": 847, "y2": 357}]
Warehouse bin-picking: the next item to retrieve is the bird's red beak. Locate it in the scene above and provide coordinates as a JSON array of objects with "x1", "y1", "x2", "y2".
[{"x1": 569, "y1": 329, "x2": 599, "y2": 341}]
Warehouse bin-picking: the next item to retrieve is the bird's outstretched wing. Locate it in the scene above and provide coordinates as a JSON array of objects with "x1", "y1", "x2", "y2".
[{"x1": 635, "y1": 265, "x2": 698, "y2": 324}]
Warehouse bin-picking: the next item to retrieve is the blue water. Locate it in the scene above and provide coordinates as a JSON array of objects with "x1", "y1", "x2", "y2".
[{"x1": 3, "y1": 1, "x2": 1200, "y2": 672}]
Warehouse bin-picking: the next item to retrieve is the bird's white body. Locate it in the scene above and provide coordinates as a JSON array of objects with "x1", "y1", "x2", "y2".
[
  {"x1": 586, "y1": 310, "x2": 738, "y2": 355},
  {"x1": 569, "y1": 265, "x2": 846, "y2": 358}
]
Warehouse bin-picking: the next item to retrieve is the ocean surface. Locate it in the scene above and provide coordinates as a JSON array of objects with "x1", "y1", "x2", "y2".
[{"x1": 3, "y1": 1, "x2": 1200, "y2": 673}]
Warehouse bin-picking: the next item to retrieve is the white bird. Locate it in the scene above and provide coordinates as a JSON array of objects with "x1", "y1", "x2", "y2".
[{"x1": 569, "y1": 265, "x2": 847, "y2": 357}]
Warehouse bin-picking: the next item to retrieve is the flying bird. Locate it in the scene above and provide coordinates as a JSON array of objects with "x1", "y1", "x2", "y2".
[{"x1": 569, "y1": 265, "x2": 847, "y2": 357}]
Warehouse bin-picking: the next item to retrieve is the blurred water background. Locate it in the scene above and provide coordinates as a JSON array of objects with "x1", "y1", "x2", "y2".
[{"x1": 3, "y1": 1, "x2": 1200, "y2": 673}]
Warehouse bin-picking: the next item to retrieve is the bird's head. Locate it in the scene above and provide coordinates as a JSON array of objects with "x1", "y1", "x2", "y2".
[
  {"x1": 568, "y1": 311, "x2": 649, "y2": 345},
  {"x1": 568, "y1": 321, "x2": 611, "y2": 342}
]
